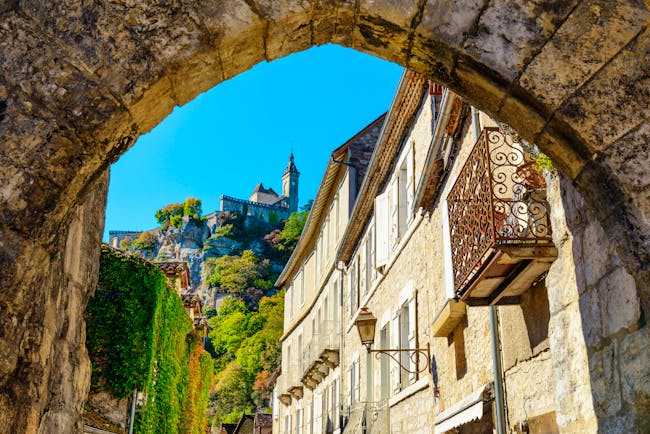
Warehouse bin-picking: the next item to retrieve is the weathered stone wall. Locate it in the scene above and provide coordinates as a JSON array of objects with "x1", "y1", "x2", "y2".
[
  {"x1": 0, "y1": 170, "x2": 108, "y2": 433},
  {"x1": 0, "y1": 0, "x2": 649, "y2": 430},
  {"x1": 546, "y1": 173, "x2": 648, "y2": 433}
]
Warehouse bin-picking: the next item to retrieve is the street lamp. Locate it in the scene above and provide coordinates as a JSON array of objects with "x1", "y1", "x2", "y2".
[{"x1": 354, "y1": 307, "x2": 432, "y2": 376}]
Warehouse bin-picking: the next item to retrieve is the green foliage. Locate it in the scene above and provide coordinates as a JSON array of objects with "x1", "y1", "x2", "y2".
[
  {"x1": 262, "y1": 209, "x2": 309, "y2": 262},
  {"x1": 120, "y1": 235, "x2": 134, "y2": 251},
  {"x1": 534, "y1": 152, "x2": 555, "y2": 171},
  {"x1": 87, "y1": 247, "x2": 212, "y2": 434},
  {"x1": 203, "y1": 250, "x2": 275, "y2": 306},
  {"x1": 131, "y1": 231, "x2": 158, "y2": 251},
  {"x1": 207, "y1": 291, "x2": 284, "y2": 426},
  {"x1": 213, "y1": 224, "x2": 234, "y2": 238},
  {"x1": 155, "y1": 197, "x2": 203, "y2": 227},
  {"x1": 86, "y1": 247, "x2": 166, "y2": 398},
  {"x1": 279, "y1": 210, "x2": 308, "y2": 247}
]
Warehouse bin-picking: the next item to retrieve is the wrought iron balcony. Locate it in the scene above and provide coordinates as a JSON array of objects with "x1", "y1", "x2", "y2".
[{"x1": 447, "y1": 128, "x2": 557, "y2": 305}]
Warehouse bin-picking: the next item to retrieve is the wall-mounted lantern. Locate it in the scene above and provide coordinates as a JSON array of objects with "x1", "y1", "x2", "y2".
[{"x1": 354, "y1": 307, "x2": 432, "y2": 375}]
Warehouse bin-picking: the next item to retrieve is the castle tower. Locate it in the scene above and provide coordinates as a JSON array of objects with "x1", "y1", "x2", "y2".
[{"x1": 282, "y1": 152, "x2": 300, "y2": 213}]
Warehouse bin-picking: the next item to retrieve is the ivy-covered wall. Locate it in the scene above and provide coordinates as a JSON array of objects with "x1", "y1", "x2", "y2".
[{"x1": 86, "y1": 246, "x2": 212, "y2": 433}]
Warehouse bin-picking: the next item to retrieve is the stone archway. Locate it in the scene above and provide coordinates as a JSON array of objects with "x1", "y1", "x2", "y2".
[{"x1": 0, "y1": 0, "x2": 647, "y2": 431}]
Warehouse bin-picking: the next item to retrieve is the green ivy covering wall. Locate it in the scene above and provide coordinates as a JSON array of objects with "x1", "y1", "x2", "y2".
[{"x1": 86, "y1": 246, "x2": 212, "y2": 433}]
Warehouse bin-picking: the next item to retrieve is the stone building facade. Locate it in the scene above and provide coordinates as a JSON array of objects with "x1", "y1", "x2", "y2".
[
  {"x1": 273, "y1": 115, "x2": 385, "y2": 434},
  {"x1": 273, "y1": 70, "x2": 647, "y2": 433}
]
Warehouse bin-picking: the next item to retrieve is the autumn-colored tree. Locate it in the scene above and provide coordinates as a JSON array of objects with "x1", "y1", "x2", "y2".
[
  {"x1": 131, "y1": 230, "x2": 157, "y2": 251},
  {"x1": 119, "y1": 235, "x2": 133, "y2": 251}
]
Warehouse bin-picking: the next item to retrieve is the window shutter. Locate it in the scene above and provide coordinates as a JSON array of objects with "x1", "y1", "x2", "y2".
[
  {"x1": 390, "y1": 314, "x2": 400, "y2": 392},
  {"x1": 408, "y1": 297, "x2": 417, "y2": 382},
  {"x1": 359, "y1": 244, "x2": 367, "y2": 298},
  {"x1": 407, "y1": 143, "x2": 415, "y2": 213},
  {"x1": 354, "y1": 358, "x2": 361, "y2": 403},
  {"x1": 375, "y1": 191, "x2": 389, "y2": 268},
  {"x1": 347, "y1": 367, "x2": 352, "y2": 405},
  {"x1": 390, "y1": 179, "x2": 400, "y2": 248}
]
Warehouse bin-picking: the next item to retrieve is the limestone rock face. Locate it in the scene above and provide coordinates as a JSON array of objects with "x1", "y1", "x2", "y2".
[{"x1": 0, "y1": 170, "x2": 108, "y2": 434}]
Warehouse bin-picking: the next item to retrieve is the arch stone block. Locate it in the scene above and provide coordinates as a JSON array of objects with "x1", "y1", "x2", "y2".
[{"x1": 0, "y1": 0, "x2": 648, "y2": 431}]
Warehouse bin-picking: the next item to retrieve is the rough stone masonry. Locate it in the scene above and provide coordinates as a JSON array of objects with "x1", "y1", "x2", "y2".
[{"x1": 0, "y1": 0, "x2": 648, "y2": 431}]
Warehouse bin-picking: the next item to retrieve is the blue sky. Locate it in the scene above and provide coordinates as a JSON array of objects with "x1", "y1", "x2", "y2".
[{"x1": 103, "y1": 45, "x2": 403, "y2": 240}]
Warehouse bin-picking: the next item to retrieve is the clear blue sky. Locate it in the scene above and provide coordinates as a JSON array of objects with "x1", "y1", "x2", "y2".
[{"x1": 104, "y1": 45, "x2": 403, "y2": 240}]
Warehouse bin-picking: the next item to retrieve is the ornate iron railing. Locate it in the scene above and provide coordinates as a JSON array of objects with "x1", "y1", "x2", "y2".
[{"x1": 447, "y1": 128, "x2": 553, "y2": 294}]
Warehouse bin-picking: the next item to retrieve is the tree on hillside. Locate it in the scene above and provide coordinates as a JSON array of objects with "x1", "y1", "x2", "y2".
[
  {"x1": 131, "y1": 231, "x2": 157, "y2": 251},
  {"x1": 155, "y1": 197, "x2": 203, "y2": 228},
  {"x1": 263, "y1": 207, "x2": 310, "y2": 262},
  {"x1": 203, "y1": 250, "x2": 275, "y2": 308},
  {"x1": 207, "y1": 291, "x2": 284, "y2": 426}
]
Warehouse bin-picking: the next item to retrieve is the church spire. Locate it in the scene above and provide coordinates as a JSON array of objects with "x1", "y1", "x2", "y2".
[
  {"x1": 282, "y1": 152, "x2": 300, "y2": 213},
  {"x1": 284, "y1": 152, "x2": 299, "y2": 176}
]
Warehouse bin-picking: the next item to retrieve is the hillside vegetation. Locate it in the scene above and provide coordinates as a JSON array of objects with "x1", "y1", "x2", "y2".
[{"x1": 115, "y1": 197, "x2": 309, "y2": 430}]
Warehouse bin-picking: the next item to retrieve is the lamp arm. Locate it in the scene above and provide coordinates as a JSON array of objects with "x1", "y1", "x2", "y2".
[{"x1": 368, "y1": 343, "x2": 431, "y2": 375}]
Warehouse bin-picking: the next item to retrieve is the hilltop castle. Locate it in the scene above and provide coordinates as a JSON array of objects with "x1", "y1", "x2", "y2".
[
  {"x1": 109, "y1": 153, "x2": 300, "y2": 250},
  {"x1": 215, "y1": 152, "x2": 300, "y2": 223}
]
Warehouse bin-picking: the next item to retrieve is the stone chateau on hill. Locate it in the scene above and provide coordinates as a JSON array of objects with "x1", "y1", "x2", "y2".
[{"x1": 109, "y1": 153, "x2": 300, "y2": 251}]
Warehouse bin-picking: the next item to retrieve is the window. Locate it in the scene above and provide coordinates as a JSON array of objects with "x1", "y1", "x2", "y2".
[
  {"x1": 367, "y1": 225, "x2": 375, "y2": 286},
  {"x1": 380, "y1": 325, "x2": 390, "y2": 399},
  {"x1": 374, "y1": 145, "x2": 415, "y2": 268},
  {"x1": 375, "y1": 194, "x2": 389, "y2": 268},
  {"x1": 331, "y1": 279, "x2": 339, "y2": 323},
  {"x1": 349, "y1": 259, "x2": 359, "y2": 317},
  {"x1": 285, "y1": 415, "x2": 291, "y2": 434},
  {"x1": 349, "y1": 357, "x2": 360, "y2": 404},
  {"x1": 296, "y1": 408, "x2": 303, "y2": 434},
  {"x1": 288, "y1": 284, "x2": 294, "y2": 319},
  {"x1": 299, "y1": 270, "x2": 304, "y2": 305},
  {"x1": 333, "y1": 195, "x2": 339, "y2": 244},
  {"x1": 359, "y1": 243, "x2": 367, "y2": 298},
  {"x1": 297, "y1": 334, "x2": 303, "y2": 374},
  {"x1": 399, "y1": 303, "x2": 410, "y2": 388}
]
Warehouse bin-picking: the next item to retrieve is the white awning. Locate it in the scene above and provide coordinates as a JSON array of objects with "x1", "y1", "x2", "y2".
[{"x1": 434, "y1": 383, "x2": 494, "y2": 433}]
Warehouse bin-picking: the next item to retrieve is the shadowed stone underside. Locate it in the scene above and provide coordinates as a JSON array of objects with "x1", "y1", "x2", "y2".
[{"x1": 0, "y1": 0, "x2": 648, "y2": 431}]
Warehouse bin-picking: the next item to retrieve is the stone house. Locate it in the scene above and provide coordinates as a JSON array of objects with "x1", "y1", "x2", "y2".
[
  {"x1": 273, "y1": 69, "x2": 645, "y2": 433},
  {"x1": 273, "y1": 115, "x2": 385, "y2": 434}
]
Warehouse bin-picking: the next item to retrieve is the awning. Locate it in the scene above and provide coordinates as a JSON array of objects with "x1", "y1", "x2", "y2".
[{"x1": 434, "y1": 383, "x2": 494, "y2": 433}]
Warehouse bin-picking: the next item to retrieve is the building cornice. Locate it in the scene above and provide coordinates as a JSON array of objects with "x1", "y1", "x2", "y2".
[{"x1": 336, "y1": 70, "x2": 428, "y2": 265}]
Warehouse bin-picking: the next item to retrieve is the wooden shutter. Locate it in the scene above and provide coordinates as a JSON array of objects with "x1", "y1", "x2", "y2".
[
  {"x1": 408, "y1": 297, "x2": 417, "y2": 382},
  {"x1": 375, "y1": 191, "x2": 389, "y2": 268},
  {"x1": 390, "y1": 314, "x2": 400, "y2": 392},
  {"x1": 390, "y1": 179, "x2": 400, "y2": 248}
]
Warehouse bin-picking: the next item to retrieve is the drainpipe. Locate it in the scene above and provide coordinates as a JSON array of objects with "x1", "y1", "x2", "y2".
[
  {"x1": 472, "y1": 107, "x2": 507, "y2": 434},
  {"x1": 128, "y1": 389, "x2": 138, "y2": 434}
]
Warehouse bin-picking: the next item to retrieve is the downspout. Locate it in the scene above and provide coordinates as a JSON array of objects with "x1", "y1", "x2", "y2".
[
  {"x1": 471, "y1": 107, "x2": 507, "y2": 434},
  {"x1": 128, "y1": 389, "x2": 138, "y2": 434}
]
